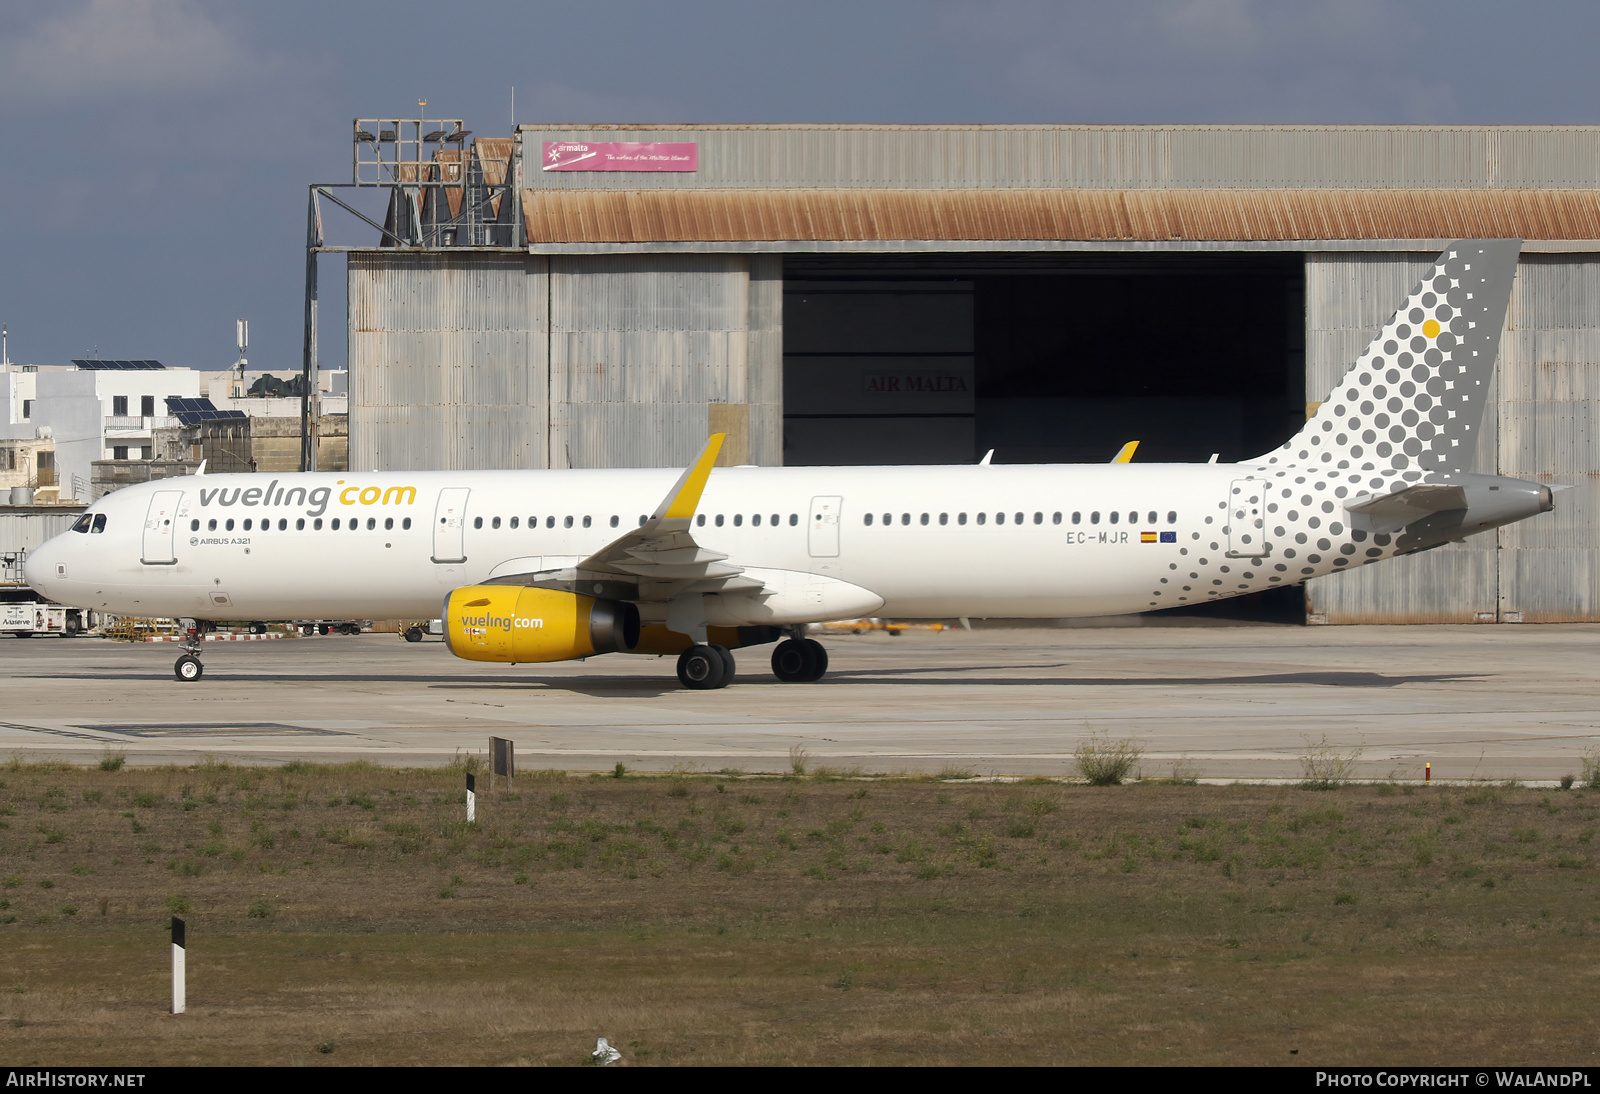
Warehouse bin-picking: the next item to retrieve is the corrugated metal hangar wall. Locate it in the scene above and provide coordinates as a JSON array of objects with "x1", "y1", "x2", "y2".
[{"x1": 346, "y1": 124, "x2": 1600, "y2": 624}]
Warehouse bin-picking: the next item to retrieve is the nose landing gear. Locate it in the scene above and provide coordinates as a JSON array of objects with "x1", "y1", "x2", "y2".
[{"x1": 173, "y1": 620, "x2": 205, "y2": 681}]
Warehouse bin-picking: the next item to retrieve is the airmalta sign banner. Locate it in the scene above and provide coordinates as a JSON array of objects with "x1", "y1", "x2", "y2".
[{"x1": 542, "y1": 141, "x2": 698, "y2": 172}]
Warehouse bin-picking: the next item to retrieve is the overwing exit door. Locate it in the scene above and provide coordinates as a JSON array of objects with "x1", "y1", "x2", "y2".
[
  {"x1": 808, "y1": 495, "x2": 842, "y2": 558},
  {"x1": 140, "y1": 490, "x2": 183, "y2": 565},
  {"x1": 432, "y1": 487, "x2": 470, "y2": 563}
]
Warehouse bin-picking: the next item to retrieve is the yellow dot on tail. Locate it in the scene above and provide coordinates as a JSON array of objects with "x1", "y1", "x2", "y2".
[{"x1": 1423, "y1": 319, "x2": 1440, "y2": 338}]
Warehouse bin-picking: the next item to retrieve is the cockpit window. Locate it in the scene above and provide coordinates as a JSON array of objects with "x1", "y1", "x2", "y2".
[
  {"x1": 91, "y1": 513, "x2": 106, "y2": 533},
  {"x1": 71, "y1": 515, "x2": 92, "y2": 533}
]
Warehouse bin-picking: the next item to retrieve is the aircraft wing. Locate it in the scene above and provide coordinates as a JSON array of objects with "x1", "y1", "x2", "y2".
[
  {"x1": 1344, "y1": 483, "x2": 1468, "y2": 534},
  {"x1": 484, "y1": 434, "x2": 766, "y2": 602}
]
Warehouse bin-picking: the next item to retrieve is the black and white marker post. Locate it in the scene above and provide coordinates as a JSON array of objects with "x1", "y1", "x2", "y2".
[
  {"x1": 171, "y1": 916, "x2": 186, "y2": 1015},
  {"x1": 466, "y1": 773, "x2": 475, "y2": 823}
]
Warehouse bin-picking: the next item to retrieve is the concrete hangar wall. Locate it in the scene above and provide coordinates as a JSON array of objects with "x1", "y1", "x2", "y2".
[{"x1": 347, "y1": 123, "x2": 1600, "y2": 624}]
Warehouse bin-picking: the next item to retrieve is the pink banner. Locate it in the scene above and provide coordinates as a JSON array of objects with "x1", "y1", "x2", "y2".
[{"x1": 542, "y1": 141, "x2": 698, "y2": 172}]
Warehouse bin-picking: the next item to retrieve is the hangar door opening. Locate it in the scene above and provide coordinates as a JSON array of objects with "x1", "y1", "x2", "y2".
[{"x1": 782, "y1": 254, "x2": 1305, "y2": 468}]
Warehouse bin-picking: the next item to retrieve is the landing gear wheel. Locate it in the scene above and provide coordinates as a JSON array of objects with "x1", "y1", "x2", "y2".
[
  {"x1": 301, "y1": 624, "x2": 314, "y2": 636},
  {"x1": 772, "y1": 638, "x2": 828, "y2": 682},
  {"x1": 801, "y1": 638, "x2": 828, "y2": 681},
  {"x1": 404, "y1": 626, "x2": 423, "y2": 643},
  {"x1": 317, "y1": 623, "x2": 330, "y2": 635},
  {"x1": 677, "y1": 644, "x2": 732, "y2": 690},
  {"x1": 249, "y1": 622, "x2": 266, "y2": 635},
  {"x1": 342, "y1": 623, "x2": 360, "y2": 636},
  {"x1": 174, "y1": 654, "x2": 203, "y2": 682},
  {"x1": 712, "y1": 645, "x2": 735, "y2": 688}
]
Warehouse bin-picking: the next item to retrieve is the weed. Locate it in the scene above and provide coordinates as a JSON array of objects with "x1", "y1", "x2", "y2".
[
  {"x1": 666, "y1": 780, "x2": 690, "y2": 799},
  {"x1": 81, "y1": 790, "x2": 103, "y2": 804},
  {"x1": 247, "y1": 900, "x2": 274, "y2": 919},
  {"x1": 1299, "y1": 734, "x2": 1363, "y2": 790},
  {"x1": 937, "y1": 764, "x2": 975, "y2": 780},
  {"x1": 1075, "y1": 733, "x2": 1143, "y2": 786},
  {"x1": 165, "y1": 894, "x2": 192, "y2": 914},
  {"x1": 612, "y1": 763, "x2": 627, "y2": 779},
  {"x1": 1581, "y1": 748, "x2": 1600, "y2": 790},
  {"x1": 789, "y1": 745, "x2": 810, "y2": 777},
  {"x1": 97, "y1": 749, "x2": 126, "y2": 772}
]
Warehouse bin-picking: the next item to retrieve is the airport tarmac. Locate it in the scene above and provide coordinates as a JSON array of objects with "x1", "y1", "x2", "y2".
[{"x1": 1, "y1": 623, "x2": 1597, "y2": 780}]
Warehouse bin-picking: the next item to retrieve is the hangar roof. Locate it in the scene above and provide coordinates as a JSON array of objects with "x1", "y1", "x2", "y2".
[{"x1": 520, "y1": 187, "x2": 1600, "y2": 246}]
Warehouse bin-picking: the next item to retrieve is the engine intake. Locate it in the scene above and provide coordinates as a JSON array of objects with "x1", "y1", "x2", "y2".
[{"x1": 443, "y1": 586, "x2": 640, "y2": 664}]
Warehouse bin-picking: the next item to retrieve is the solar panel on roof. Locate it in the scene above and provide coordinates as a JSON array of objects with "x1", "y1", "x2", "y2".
[{"x1": 72, "y1": 359, "x2": 166, "y2": 370}]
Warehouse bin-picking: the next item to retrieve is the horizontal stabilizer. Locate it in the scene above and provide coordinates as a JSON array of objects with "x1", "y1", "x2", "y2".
[{"x1": 1345, "y1": 484, "x2": 1467, "y2": 534}]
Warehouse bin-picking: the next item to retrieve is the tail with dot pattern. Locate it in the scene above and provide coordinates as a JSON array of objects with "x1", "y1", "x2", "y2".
[{"x1": 1260, "y1": 239, "x2": 1521, "y2": 474}]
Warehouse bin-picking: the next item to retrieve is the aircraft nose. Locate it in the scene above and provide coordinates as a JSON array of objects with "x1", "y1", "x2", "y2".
[{"x1": 23, "y1": 540, "x2": 58, "y2": 594}]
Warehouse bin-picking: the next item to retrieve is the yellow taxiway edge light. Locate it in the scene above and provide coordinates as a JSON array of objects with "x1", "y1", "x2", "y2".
[
  {"x1": 660, "y1": 433, "x2": 726, "y2": 519},
  {"x1": 1112, "y1": 441, "x2": 1140, "y2": 464}
]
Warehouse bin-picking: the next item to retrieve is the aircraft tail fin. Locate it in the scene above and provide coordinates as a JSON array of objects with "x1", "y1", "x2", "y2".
[{"x1": 1258, "y1": 239, "x2": 1520, "y2": 474}]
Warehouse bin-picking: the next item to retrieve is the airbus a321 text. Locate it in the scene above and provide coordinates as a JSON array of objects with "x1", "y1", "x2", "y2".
[{"x1": 24, "y1": 240, "x2": 1555, "y2": 688}]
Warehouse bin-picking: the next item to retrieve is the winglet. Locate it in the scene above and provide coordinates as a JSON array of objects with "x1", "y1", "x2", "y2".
[
  {"x1": 1111, "y1": 441, "x2": 1139, "y2": 464},
  {"x1": 194, "y1": 459, "x2": 207, "y2": 476},
  {"x1": 653, "y1": 434, "x2": 726, "y2": 520},
  {"x1": 978, "y1": 449, "x2": 994, "y2": 466}
]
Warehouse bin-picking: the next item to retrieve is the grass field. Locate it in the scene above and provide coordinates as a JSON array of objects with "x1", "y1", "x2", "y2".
[{"x1": 1, "y1": 756, "x2": 1597, "y2": 1066}]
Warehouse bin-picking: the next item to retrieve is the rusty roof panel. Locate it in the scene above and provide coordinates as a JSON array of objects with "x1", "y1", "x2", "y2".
[
  {"x1": 520, "y1": 187, "x2": 1600, "y2": 245},
  {"x1": 432, "y1": 148, "x2": 464, "y2": 219},
  {"x1": 475, "y1": 137, "x2": 513, "y2": 217}
]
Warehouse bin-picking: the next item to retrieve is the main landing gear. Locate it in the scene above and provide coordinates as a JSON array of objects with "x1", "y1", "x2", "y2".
[
  {"x1": 771, "y1": 638, "x2": 828, "y2": 683},
  {"x1": 677, "y1": 644, "x2": 735, "y2": 690},
  {"x1": 173, "y1": 620, "x2": 204, "y2": 682}
]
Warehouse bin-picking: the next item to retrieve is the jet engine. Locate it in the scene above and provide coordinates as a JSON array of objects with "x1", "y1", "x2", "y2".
[{"x1": 443, "y1": 586, "x2": 640, "y2": 664}]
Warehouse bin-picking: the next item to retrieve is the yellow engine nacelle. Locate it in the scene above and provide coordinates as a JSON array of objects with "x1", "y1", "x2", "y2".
[{"x1": 442, "y1": 586, "x2": 640, "y2": 664}]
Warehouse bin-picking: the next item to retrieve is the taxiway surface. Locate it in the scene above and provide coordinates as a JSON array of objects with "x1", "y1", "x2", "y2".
[{"x1": 1, "y1": 624, "x2": 1596, "y2": 780}]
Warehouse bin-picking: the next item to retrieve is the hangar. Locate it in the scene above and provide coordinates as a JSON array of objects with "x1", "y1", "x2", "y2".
[{"x1": 331, "y1": 123, "x2": 1600, "y2": 623}]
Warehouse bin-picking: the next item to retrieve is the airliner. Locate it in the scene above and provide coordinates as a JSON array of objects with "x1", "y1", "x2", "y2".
[{"x1": 24, "y1": 240, "x2": 1554, "y2": 688}]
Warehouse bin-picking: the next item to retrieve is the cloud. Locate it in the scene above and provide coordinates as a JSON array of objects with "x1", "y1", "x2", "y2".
[
  {"x1": 929, "y1": 0, "x2": 1461, "y2": 123},
  {"x1": 0, "y1": 0, "x2": 253, "y2": 102}
]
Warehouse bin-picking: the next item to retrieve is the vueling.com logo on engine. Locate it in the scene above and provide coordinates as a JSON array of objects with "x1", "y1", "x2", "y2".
[{"x1": 460, "y1": 613, "x2": 546, "y2": 635}]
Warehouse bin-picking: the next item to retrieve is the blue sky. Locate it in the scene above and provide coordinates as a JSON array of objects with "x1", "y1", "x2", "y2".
[{"x1": 2, "y1": 0, "x2": 1598, "y2": 372}]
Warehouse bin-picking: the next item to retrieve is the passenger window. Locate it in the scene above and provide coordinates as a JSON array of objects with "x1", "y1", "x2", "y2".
[
  {"x1": 583, "y1": 516, "x2": 592, "y2": 528},
  {"x1": 564, "y1": 516, "x2": 573, "y2": 528},
  {"x1": 331, "y1": 518, "x2": 340, "y2": 530},
  {"x1": 71, "y1": 515, "x2": 92, "y2": 533},
  {"x1": 208, "y1": 519, "x2": 217, "y2": 531},
  {"x1": 771, "y1": 514, "x2": 779, "y2": 526},
  {"x1": 1167, "y1": 511, "x2": 1177, "y2": 524},
  {"x1": 920, "y1": 513, "x2": 929, "y2": 526},
  {"x1": 977, "y1": 512, "x2": 986, "y2": 525},
  {"x1": 901, "y1": 513, "x2": 910, "y2": 526},
  {"x1": 366, "y1": 517, "x2": 376, "y2": 530},
  {"x1": 958, "y1": 513, "x2": 967, "y2": 525},
  {"x1": 697, "y1": 514, "x2": 706, "y2": 527},
  {"x1": 226, "y1": 518, "x2": 236, "y2": 531},
  {"x1": 753, "y1": 514, "x2": 762, "y2": 527},
  {"x1": 882, "y1": 512, "x2": 891, "y2": 526},
  {"x1": 864, "y1": 513, "x2": 873, "y2": 526},
  {"x1": 1147, "y1": 511, "x2": 1157, "y2": 524},
  {"x1": 1033, "y1": 512, "x2": 1043, "y2": 525},
  {"x1": 1052, "y1": 512, "x2": 1062, "y2": 525},
  {"x1": 1071, "y1": 512, "x2": 1080, "y2": 525},
  {"x1": 609, "y1": 515, "x2": 619, "y2": 528},
  {"x1": 92, "y1": 513, "x2": 107, "y2": 533},
  {"x1": 1128, "y1": 512, "x2": 1137, "y2": 525},
  {"x1": 350, "y1": 519, "x2": 358, "y2": 532},
  {"x1": 402, "y1": 518, "x2": 411, "y2": 530},
  {"x1": 939, "y1": 513, "x2": 948, "y2": 525},
  {"x1": 1090, "y1": 512, "x2": 1100, "y2": 525},
  {"x1": 243, "y1": 519, "x2": 252, "y2": 531},
  {"x1": 491, "y1": 516, "x2": 500, "y2": 529},
  {"x1": 638, "y1": 515, "x2": 647, "y2": 526},
  {"x1": 1109, "y1": 512, "x2": 1119, "y2": 524},
  {"x1": 509, "y1": 517, "x2": 518, "y2": 529},
  {"x1": 473, "y1": 517, "x2": 483, "y2": 529},
  {"x1": 296, "y1": 518, "x2": 305, "y2": 531},
  {"x1": 789, "y1": 514, "x2": 798, "y2": 526},
  {"x1": 734, "y1": 514, "x2": 743, "y2": 527},
  {"x1": 547, "y1": 516, "x2": 555, "y2": 529},
  {"x1": 277, "y1": 519, "x2": 286, "y2": 531},
  {"x1": 1015, "y1": 512, "x2": 1024, "y2": 525},
  {"x1": 715, "y1": 514, "x2": 725, "y2": 527},
  {"x1": 190, "y1": 519, "x2": 199, "y2": 531},
  {"x1": 996, "y1": 512, "x2": 1005, "y2": 525}
]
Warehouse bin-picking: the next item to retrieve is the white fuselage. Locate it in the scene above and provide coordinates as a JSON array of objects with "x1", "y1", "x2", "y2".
[{"x1": 24, "y1": 462, "x2": 1270, "y2": 623}]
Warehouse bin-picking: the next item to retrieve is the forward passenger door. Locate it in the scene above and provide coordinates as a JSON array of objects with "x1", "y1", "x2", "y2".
[{"x1": 432, "y1": 487, "x2": 470, "y2": 564}]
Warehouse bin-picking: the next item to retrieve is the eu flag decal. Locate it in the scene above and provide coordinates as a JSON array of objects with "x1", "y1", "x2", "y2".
[{"x1": 1159, "y1": 531, "x2": 1177, "y2": 543}]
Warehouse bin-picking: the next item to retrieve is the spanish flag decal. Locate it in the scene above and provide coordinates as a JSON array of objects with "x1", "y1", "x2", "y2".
[{"x1": 1141, "y1": 531, "x2": 1158, "y2": 543}]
